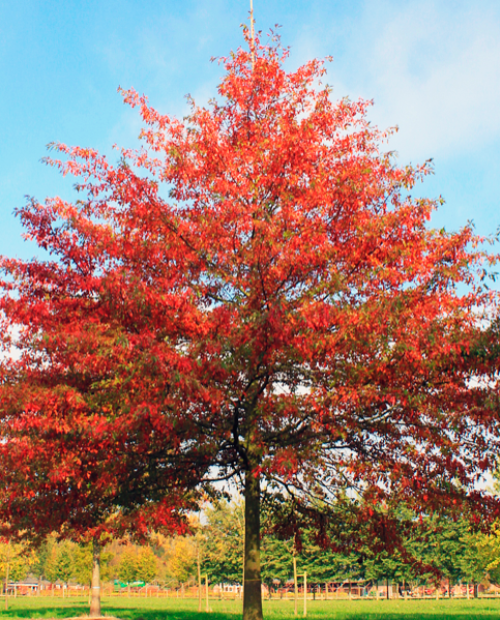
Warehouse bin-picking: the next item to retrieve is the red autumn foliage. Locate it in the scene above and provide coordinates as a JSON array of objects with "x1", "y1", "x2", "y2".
[{"x1": 1, "y1": 32, "x2": 499, "y2": 620}]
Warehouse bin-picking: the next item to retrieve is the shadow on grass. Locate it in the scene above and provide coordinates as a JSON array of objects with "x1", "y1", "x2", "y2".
[
  {"x1": 0, "y1": 602, "x2": 88, "y2": 619},
  {"x1": 3, "y1": 599, "x2": 500, "y2": 620}
]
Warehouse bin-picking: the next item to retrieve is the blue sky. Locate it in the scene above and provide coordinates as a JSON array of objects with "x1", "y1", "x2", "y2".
[{"x1": 1, "y1": 0, "x2": 499, "y2": 260}]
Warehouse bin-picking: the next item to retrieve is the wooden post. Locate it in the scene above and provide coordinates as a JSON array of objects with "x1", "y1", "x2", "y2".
[
  {"x1": 4, "y1": 560, "x2": 9, "y2": 611},
  {"x1": 293, "y1": 556, "x2": 298, "y2": 616},
  {"x1": 242, "y1": 512, "x2": 245, "y2": 597},
  {"x1": 198, "y1": 548, "x2": 202, "y2": 612},
  {"x1": 303, "y1": 572, "x2": 307, "y2": 618},
  {"x1": 467, "y1": 583, "x2": 470, "y2": 600},
  {"x1": 205, "y1": 574, "x2": 209, "y2": 612}
]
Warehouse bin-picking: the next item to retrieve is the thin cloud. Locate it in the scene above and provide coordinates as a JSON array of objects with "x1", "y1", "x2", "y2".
[
  {"x1": 296, "y1": 1, "x2": 500, "y2": 163},
  {"x1": 364, "y1": 1, "x2": 500, "y2": 161}
]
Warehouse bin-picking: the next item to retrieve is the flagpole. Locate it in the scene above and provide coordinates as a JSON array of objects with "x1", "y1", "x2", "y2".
[{"x1": 250, "y1": 0, "x2": 255, "y2": 69}]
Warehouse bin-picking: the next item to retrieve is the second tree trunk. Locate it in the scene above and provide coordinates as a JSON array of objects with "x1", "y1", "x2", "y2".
[{"x1": 89, "y1": 538, "x2": 101, "y2": 618}]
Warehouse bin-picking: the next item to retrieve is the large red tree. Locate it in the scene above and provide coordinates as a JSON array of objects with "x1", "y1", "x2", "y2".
[{"x1": 1, "y1": 34, "x2": 500, "y2": 620}]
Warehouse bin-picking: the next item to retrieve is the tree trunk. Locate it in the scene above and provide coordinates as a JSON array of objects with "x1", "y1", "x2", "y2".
[
  {"x1": 243, "y1": 467, "x2": 262, "y2": 620},
  {"x1": 89, "y1": 538, "x2": 101, "y2": 618}
]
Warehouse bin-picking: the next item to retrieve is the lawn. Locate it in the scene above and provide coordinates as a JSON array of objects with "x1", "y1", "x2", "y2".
[{"x1": 1, "y1": 596, "x2": 500, "y2": 620}]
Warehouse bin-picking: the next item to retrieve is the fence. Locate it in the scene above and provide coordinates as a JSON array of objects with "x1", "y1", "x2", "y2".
[{"x1": 8, "y1": 583, "x2": 500, "y2": 600}]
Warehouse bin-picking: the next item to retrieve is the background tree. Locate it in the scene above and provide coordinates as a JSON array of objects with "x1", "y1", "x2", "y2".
[
  {"x1": 459, "y1": 528, "x2": 490, "y2": 596},
  {"x1": 0, "y1": 541, "x2": 34, "y2": 585},
  {"x1": 117, "y1": 547, "x2": 140, "y2": 584},
  {"x1": 31, "y1": 536, "x2": 56, "y2": 585},
  {"x1": 44, "y1": 541, "x2": 73, "y2": 587},
  {"x1": 202, "y1": 501, "x2": 244, "y2": 584},
  {"x1": 136, "y1": 547, "x2": 158, "y2": 584},
  {"x1": 72, "y1": 541, "x2": 113, "y2": 587},
  {"x1": 167, "y1": 537, "x2": 196, "y2": 586}
]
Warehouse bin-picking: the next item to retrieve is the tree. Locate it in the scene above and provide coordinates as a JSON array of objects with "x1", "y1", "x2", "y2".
[
  {"x1": 167, "y1": 537, "x2": 196, "y2": 585},
  {"x1": 137, "y1": 547, "x2": 158, "y2": 583},
  {"x1": 117, "y1": 545, "x2": 158, "y2": 584},
  {"x1": 0, "y1": 541, "x2": 33, "y2": 585},
  {"x1": 1, "y1": 31, "x2": 500, "y2": 620},
  {"x1": 72, "y1": 540, "x2": 113, "y2": 586},
  {"x1": 202, "y1": 501, "x2": 244, "y2": 584},
  {"x1": 117, "y1": 547, "x2": 139, "y2": 584},
  {"x1": 44, "y1": 540, "x2": 73, "y2": 586},
  {"x1": 459, "y1": 527, "x2": 490, "y2": 595}
]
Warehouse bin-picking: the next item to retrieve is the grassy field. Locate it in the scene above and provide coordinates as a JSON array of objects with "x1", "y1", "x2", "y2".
[{"x1": 0, "y1": 596, "x2": 500, "y2": 620}]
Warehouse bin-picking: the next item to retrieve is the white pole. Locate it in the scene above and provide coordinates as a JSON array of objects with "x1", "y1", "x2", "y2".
[
  {"x1": 249, "y1": 0, "x2": 255, "y2": 68},
  {"x1": 205, "y1": 574, "x2": 209, "y2": 612},
  {"x1": 293, "y1": 556, "x2": 298, "y2": 616}
]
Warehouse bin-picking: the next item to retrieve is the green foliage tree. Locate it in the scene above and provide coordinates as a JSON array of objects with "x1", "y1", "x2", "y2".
[
  {"x1": 43, "y1": 541, "x2": 74, "y2": 584},
  {"x1": 0, "y1": 541, "x2": 33, "y2": 584},
  {"x1": 137, "y1": 547, "x2": 158, "y2": 583},
  {"x1": 72, "y1": 541, "x2": 112, "y2": 586},
  {"x1": 168, "y1": 537, "x2": 196, "y2": 585},
  {"x1": 31, "y1": 536, "x2": 55, "y2": 582},
  {"x1": 117, "y1": 547, "x2": 139, "y2": 583},
  {"x1": 479, "y1": 526, "x2": 500, "y2": 584},
  {"x1": 261, "y1": 537, "x2": 292, "y2": 585},
  {"x1": 459, "y1": 528, "x2": 490, "y2": 595},
  {"x1": 117, "y1": 545, "x2": 158, "y2": 584},
  {"x1": 201, "y1": 501, "x2": 244, "y2": 583}
]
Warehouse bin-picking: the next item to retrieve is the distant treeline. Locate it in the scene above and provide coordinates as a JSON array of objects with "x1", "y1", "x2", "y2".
[{"x1": 2, "y1": 500, "x2": 499, "y2": 589}]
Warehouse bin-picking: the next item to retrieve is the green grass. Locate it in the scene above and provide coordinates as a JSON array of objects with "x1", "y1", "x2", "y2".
[{"x1": 1, "y1": 596, "x2": 500, "y2": 620}]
